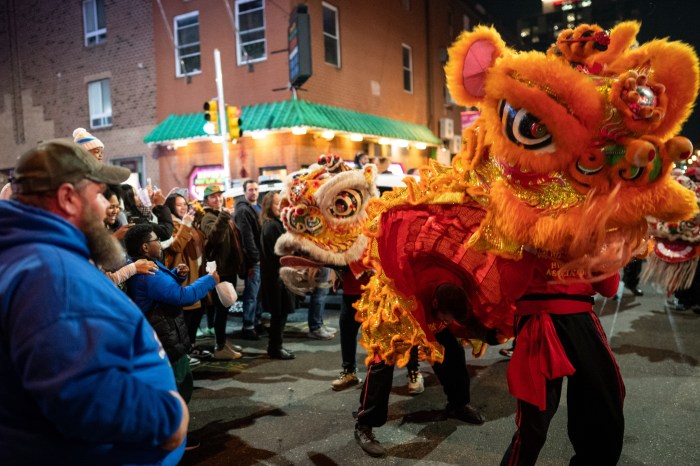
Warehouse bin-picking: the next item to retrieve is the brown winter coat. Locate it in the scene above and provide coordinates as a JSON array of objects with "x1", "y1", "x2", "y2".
[
  {"x1": 163, "y1": 217, "x2": 208, "y2": 310},
  {"x1": 200, "y1": 207, "x2": 245, "y2": 282}
]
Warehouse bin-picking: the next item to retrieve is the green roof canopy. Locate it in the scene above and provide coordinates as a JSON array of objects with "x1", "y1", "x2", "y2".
[{"x1": 144, "y1": 99, "x2": 441, "y2": 145}]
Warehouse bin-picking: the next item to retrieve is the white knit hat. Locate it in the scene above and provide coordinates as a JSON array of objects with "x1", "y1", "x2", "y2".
[{"x1": 73, "y1": 127, "x2": 104, "y2": 151}]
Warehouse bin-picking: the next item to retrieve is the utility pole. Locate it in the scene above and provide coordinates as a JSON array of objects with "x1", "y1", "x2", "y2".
[{"x1": 214, "y1": 48, "x2": 231, "y2": 189}]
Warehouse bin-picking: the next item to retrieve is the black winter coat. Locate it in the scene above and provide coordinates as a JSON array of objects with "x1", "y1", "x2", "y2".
[
  {"x1": 234, "y1": 200, "x2": 262, "y2": 267},
  {"x1": 260, "y1": 218, "x2": 295, "y2": 315}
]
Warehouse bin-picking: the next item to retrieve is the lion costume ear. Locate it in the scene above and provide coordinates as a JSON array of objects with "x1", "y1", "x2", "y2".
[{"x1": 445, "y1": 26, "x2": 508, "y2": 107}]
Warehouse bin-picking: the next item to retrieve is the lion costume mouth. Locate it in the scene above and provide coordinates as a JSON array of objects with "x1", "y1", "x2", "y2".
[{"x1": 275, "y1": 155, "x2": 378, "y2": 294}]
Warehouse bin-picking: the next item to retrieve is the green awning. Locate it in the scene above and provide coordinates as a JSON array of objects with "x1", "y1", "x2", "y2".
[{"x1": 144, "y1": 99, "x2": 441, "y2": 145}]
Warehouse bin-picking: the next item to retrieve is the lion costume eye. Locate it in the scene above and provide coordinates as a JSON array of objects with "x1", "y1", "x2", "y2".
[
  {"x1": 328, "y1": 189, "x2": 364, "y2": 219},
  {"x1": 499, "y1": 100, "x2": 555, "y2": 152}
]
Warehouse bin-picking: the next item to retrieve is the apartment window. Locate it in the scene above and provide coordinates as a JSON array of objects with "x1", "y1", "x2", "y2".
[
  {"x1": 174, "y1": 12, "x2": 201, "y2": 76},
  {"x1": 88, "y1": 79, "x2": 112, "y2": 129},
  {"x1": 235, "y1": 0, "x2": 266, "y2": 64},
  {"x1": 322, "y1": 2, "x2": 340, "y2": 67},
  {"x1": 83, "y1": 0, "x2": 106, "y2": 46},
  {"x1": 402, "y1": 44, "x2": 413, "y2": 93}
]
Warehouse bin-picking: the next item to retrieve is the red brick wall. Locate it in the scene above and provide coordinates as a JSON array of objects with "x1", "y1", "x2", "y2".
[
  {"x1": 152, "y1": 0, "x2": 441, "y2": 188},
  {"x1": 0, "y1": 0, "x2": 158, "y2": 181},
  {"x1": 154, "y1": 0, "x2": 430, "y2": 124}
]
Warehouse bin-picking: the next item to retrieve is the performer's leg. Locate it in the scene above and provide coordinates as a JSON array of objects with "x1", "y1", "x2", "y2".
[
  {"x1": 355, "y1": 355, "x2": 395, "y2": 428},
  {"x1": 354, "y1": 355, "x2": 394, "y2": 457},
  {"x1": 406, "y1": 346, "x2": 419, "y2": 373},
  {"x1": 501, "y1": 377, "x2": 563, "y2": 466},
  {"x1": 623, "y1": 258, "x2": 643, "y2": 295},
  {"x1": 339, "y1": 293, "x2": 361, "y2": 372},
  {"x1": 557, "y1": 314, "x2": 625, "y2": 466},
  {"x1": 404, "y1": 345, "x2": 424, "y2": 394},
  {"x1": 431, "y1": 329, "x2": 469, "y2": 407}
]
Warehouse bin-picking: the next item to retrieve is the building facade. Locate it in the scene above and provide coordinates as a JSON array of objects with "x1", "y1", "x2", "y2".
[
  {"x1": 0, "y1": 0, "x2": 159, "y2": 186},
  {"x1": 1, "y1": 0, "x2": 503, "y2": 194}
]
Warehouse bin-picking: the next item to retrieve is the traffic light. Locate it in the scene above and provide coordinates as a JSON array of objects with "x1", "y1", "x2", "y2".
[
  {"x1": 227, "y1": 105, "x2": 242, "y2": 140},
  {"x1": 203, "y1": 100, "x2": 219, "y2": 134}
]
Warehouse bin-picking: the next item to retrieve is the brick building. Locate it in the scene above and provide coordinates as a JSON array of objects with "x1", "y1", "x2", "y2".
[
  {"x1": 0, "y1": 0, "x2": 159, "y2": 186},
  {"x1": 1, "y1": 0, "x2": 508, "y2": 194}
]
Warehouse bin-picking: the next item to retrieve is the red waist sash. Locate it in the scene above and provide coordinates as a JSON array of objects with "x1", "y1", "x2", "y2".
[{"x1": 507, "y1": 296, "x2": 592, "y2": 410}]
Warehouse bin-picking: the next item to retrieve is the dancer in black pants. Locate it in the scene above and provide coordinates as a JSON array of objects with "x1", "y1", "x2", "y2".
[
  {"x1": 354, "y1": 278, "x2": 498, "y2": 457},
  {"x1": 623, "y1": 258, "x2": 644, "y2": 296},
  {"x1": 501, "y1": 250, "x2": 625, "y2": 466}
]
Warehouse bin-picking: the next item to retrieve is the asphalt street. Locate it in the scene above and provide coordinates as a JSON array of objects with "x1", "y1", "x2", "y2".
[{"x1": 180, "y1": 284, "x2": 700, "y2": 465}]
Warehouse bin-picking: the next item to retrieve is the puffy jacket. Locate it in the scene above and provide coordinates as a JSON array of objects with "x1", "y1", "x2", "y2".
[
  {"x1": 126, "y1": 259, "x2": 216, "y2": 362},
  {"x1": 0, "y1": 200, "x2": 184, "y2": 465}
]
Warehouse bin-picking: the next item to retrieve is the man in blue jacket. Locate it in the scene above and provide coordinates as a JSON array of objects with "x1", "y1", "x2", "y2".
[
  {"x1": 124, "y1": 223, "x2": 219, "y2": 405},
  {"x1": 0, "y1": 140, "x2": 188, "y2": 465}
]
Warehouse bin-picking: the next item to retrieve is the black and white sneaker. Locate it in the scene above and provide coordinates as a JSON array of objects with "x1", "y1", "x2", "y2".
[
  {"x1": 187, "y1": 355, "x2": 201, "y2": 368},
  {"x1": 190, "y1": 347, "x2": 213, "y2": 359}
]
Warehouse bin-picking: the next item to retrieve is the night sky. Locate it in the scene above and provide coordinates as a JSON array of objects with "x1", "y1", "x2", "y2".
[{"x1": 480, "y1": 0, "x2": 700, "y2": 145}]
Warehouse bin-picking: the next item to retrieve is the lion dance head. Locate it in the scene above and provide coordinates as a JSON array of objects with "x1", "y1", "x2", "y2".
[{"x1": 445, "y1": 21, "x2": 699, "y2": 274}]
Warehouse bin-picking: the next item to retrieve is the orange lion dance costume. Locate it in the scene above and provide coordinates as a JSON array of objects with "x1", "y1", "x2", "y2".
[{"x1": 358, "y1": 21, "x2": 698, "y2": 366}]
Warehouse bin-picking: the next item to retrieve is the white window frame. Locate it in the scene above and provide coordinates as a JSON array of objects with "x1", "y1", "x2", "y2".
[
  {"x1": 88, "y1": 79, "x2": 112, "y2": 129},
  {"x1": 322, "y1": 2, "x2": 340, "y2": 68},
  {"x1": 174, "y1": 11, "x2": 202, "y2": 77},
  {"x1": 402, "y1": 44, "x2": 413, "y2": 94},
  {"x1": 235, "y1": 0, "x2": 267, "y2": 65},
  {"x1": 83, "y1": 0, "x2": 106, "y2": 47}
]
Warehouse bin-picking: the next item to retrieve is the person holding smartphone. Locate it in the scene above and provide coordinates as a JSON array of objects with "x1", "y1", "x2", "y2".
[
  {"x1": 164, "y1": 192, "x2": 213, "y2": 365},
  {"x1": 121, "y1": 183, "x2": 173, "y2": 244}
]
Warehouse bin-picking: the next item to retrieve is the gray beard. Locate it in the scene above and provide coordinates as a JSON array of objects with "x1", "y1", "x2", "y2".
[{"x1": 81, "y1": 207, "x2": 125, "y2": 270}]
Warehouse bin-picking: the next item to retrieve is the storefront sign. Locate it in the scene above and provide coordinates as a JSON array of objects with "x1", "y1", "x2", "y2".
[{"x1": 189, "y1": 165, "x2": 226, "y2": 200}]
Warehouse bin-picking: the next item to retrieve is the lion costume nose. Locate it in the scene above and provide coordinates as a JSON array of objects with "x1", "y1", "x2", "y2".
[
  {"x1": 665, "y1": 136, "x2": 693, "y2": 163},
  {"x1": 625, "y1": 139, "x2": 657, "y2": 167}
]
